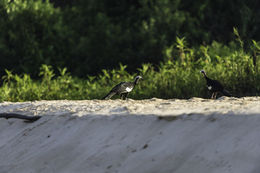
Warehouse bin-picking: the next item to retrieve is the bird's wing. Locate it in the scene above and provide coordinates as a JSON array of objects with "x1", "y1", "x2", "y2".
[
  {"x1": 212, "y1": 80, "x2": 224, "y2": 89},
  {"x1": 115, "y1": 82, "x2": 134, "y2": 93},
  {"x1": 111, "y1": 82, "x2": 126, "y2": 92}
]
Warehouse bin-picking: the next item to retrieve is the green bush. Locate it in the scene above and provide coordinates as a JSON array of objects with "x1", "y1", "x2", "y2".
[
  {"x1": 0, "y1": 38, "x2": 259, "y2": 101},
  {"x1": 0, "y1": 0, "x2": 70, "y2": 77},
  {"x1": 1, "y1": 0, "x2": 260, "y2": 78}
]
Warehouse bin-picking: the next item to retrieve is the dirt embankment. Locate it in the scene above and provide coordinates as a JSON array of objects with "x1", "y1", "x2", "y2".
[{"x1": 0, "y1": 97, "x2": 259, "y2": 173}]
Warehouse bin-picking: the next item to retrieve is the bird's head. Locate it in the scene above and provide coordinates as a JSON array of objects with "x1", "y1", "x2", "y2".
[
  {"x1": 134, "y1": 75, "x2": 142, "y2": 84},
  {"x1": 200, "y1": 70, "x2": 206, "y2": 76}
]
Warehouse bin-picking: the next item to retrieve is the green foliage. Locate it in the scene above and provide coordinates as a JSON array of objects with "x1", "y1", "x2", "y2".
[
  {"x1": 0, "y1": 38, "x2": 259, "y2": 101},
  {"x1": 1, "y1": 0, "x2": 260, "y2": 77},
  {"x1": 0, "y1": 0, "x2": 259, "y2": 101},
  {"x1": 0, "y1": 0, "x2": 70, "y2": 77}
]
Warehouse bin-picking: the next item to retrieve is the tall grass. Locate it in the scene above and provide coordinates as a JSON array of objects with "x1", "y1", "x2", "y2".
[{"x1": 0, "y1": 37, "x2": 259, "y2": 101}]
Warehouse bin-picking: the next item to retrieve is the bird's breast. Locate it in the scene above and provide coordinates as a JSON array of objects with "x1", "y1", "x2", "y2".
[{"x1": 125, "y1": 87, "x2": 133, "y2": 92}]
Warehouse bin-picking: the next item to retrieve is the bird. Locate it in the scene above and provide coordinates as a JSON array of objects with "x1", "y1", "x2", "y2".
[
  {"x1": 200, "y1": 70, "x2": 231, "y2": 99},
  {"x1": 102, "y1": 76, "x2": 142, "y2": 100}
]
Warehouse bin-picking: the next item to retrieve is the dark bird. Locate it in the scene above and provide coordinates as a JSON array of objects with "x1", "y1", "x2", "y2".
[
  {"x1": 200, "y1": 70, "x2": 231, "y2": 99},
  {"x1": 103, "y1": 76, "x2": 142, "y2": 100}
]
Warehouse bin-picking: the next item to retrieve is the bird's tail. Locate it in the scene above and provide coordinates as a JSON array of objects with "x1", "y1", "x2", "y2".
[
  {"x1": 222, "y1": 89, "x2": 231, "y2": 97},
  {"x1": 102, "y1": 91, "x2": 115, "y2": 100}
]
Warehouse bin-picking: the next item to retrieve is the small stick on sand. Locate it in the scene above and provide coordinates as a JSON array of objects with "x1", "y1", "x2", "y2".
[{"x1": 0, "y1": 113, "x2": 41, "y2": 122}]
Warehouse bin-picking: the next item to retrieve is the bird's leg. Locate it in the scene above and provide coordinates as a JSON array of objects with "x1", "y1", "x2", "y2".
[
  {"x1": 213, "y1": 92, "x2": 217, "y2": 99},
  {"x1": 211, "y1": 92, "x2": 217, "y2": 99},
  {"x1": 124, "y1": 93, "x2": 129, "y2": 100},
  {"x1": 121, "y1": 93, "x2": 128, "y2": 100},
  {"x1": 214, "y1": 92, "x2": 218, "y2": 99},
  {"x1": 120, "y1": 93, "x2": 126, "y2": 100},
  {"x1": 211, "y1": 92, "x2": 215, "y2": 99}
]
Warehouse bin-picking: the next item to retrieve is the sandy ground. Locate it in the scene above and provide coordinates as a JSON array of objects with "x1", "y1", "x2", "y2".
[{"x1": 0, "y1": 97, "x2": 259, "y2": 173}]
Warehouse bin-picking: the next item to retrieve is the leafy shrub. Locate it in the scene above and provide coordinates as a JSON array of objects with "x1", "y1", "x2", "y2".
[
  {"x1": 1, "y1": 0, "x2": 260, "y2": 78},
  {"x1": 0, "y1": 0, "x2": 69, "y2": 77},
  {"x1": 0, "y1": 37, "x2": 259, "y2": 101}
]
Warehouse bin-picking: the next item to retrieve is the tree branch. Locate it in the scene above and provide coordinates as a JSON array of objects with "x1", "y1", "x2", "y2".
[{"x1": 0, "y1": 113, "x2": 41, "y2": 122}]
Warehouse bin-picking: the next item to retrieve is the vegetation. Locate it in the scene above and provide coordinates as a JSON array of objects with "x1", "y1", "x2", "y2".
[
  {"x1": 0, "y1": 0, "x2": 259, "y2": 101},
  {"x1": 1, "y1": 35, "x2": 259, "y2": 101},
  {"x1": 1, "y1": 0, "x2": 260, "y2": 76}
]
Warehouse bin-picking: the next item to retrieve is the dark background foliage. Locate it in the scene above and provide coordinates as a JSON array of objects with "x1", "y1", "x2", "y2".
[{"x1": 0, "y1": 0, "x2": 260, "y2": 78}]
